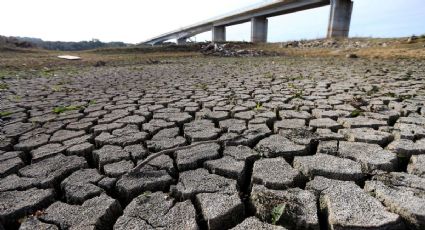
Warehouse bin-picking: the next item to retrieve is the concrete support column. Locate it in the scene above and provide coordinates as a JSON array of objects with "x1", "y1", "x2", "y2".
[
  {"x1": 327, "y1": 0, "x2": 353, "y2": 38},
  {"x1": 251, "y1": 17, "x2": 268, "y2": 43},
  {"x1": 177, "y1": 37, "x2": 187, "y2": 45},
  {"x1": 212, "y1": 26, "x2": 226, "y2": 42}
]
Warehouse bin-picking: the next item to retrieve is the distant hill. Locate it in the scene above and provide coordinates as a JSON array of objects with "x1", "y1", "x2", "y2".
[{"x1": 0, "y1": 35, "x2": 129, "y2": 51}]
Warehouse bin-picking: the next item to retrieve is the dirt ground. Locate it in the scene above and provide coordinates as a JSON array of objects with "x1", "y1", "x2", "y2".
[{"x1": 1, "y1": 38, "x2": 425, "y2": 230}]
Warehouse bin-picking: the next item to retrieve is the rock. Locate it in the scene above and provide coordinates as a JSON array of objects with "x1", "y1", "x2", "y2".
[
  {"x1": 250, "y1": 184, "x2": 319, "y2": 229},
  {"x1": 387, "y1": 139, "x2": 425, "y2": 157},
  {"x1": 175, "y1": 143, "x2": 220, "y2": 171},
  {"x1": 293, "y1": 154, "x2": 364, "y2": 182},
  {"x1": 254, "y1": 135, "x2": 307, "y2": 158},
  {"x1": 309, "y1": 177, "x2": 404, "y2": 229},
  {"x1": 114, "y1": 192, "x2": 198, "y2": 230},
  {"x1": 40, "y1": 194, "x2": 122, "y2": 229},
  {"x1": 19, "y1": 154, "x2": 87, "y2": 188},
  {"x1": 364, "y1": 172, "x2": 425, "y2": 229},
  {"x1": 231, "y1": 217, "x2": 286, "y2": 230},
  {"x1": 252, "y1": 158, "x2": 304, "y2": 190},
  {"x1": 0, "y1": 188, "x2": 55, "y2": 226}
]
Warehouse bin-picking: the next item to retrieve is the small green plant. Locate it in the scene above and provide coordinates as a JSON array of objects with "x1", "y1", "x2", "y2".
[
  {"x1": 196, "y1": 83, "x2": 208, "y2": 91},
  {"x1": 8, "y1": 95, "x2": 22, "y2": 101},
  {"x1": 254, "y1": 102, "x2": 263, "y2": 111},
  {"x1": 0, "y1": 83, "x2": 9, "y2": 90},
  {"x1": 53, "y1": 105, "x2": 83, "y2": 114},
  {"x1": 0, "y1": 111, "x2": 12, "y2": 117},
  {"x1": 51, "y1": 85, "x2": 63, "y2": 92},
  {"x1": 383, "y1": 92, "x2": 396, "y2": 98},
  {"x1": 271, "y1": 204, "x2": 286, "y2": 225},
  {"x1": 350, "y1": 109, "x2": 363, "y2": 117},
  {"x1": 366, "y1": 85, "x2": 379, "y2": 96},
  {"x1": 89, "y1": 100, "x2": 97, "y2": 105}
]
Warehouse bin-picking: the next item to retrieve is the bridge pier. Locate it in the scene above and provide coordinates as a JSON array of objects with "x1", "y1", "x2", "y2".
[
  {"x1": 212, "y1": 26, "x2": 226, "y2": 42},
  {"x1": 327, "y1": 0, "x2": 353, "y2": 38},
  {"x1": 251, "y1": 17, "x2": 268, "y2": 43},
  {"x1": 177, "y1": 38, "x2": 187, "y2": 45}
]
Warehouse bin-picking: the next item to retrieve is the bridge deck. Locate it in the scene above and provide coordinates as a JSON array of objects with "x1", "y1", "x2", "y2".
[{"x1": 143, "y1": 0, "x2": 330, "y2": 44}]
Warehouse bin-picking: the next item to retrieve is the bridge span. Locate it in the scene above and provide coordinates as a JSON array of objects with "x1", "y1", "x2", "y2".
[{"x1": 143, "y1": 0, "x2": 353, "y2": 45}]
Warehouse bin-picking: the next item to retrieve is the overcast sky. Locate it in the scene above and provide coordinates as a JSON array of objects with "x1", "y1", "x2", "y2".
[{"x1": 1, "y1": 0, "x2": 424, "y2": 43}]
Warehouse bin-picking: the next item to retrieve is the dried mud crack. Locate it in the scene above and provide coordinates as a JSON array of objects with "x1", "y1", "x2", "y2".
[{"x1": 1, "y1": 56, "x2": 425, "y2": 230}]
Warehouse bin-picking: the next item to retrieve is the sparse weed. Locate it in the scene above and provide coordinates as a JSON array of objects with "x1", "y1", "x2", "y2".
[
  {"x1": 53, "y1": 105, "x2": 83, "y2": 114},
  {"x1": 0, "y1": 83, "x2": 9, "y2": 90},
  {"x1": 271, "y1": 204, "x2": 286, "y2": 225},
  {"x1": 0, "y1": 111, "x2": 13, "y2": 117}
]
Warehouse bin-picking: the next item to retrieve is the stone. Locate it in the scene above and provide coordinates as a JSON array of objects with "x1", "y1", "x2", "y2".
[
  {"x1": 364, "y1": 172, "x2": 425, "y2": 229},
  {"x1": 250, "y1": 184, "x2": 319, "y2": 229},
  {"x1": 293, "y1": 154, "x2": 364, "y2": 182},
  {"x1": 254, "y1": 135, "x2": 307, "y2": 158},
  {"x1": 114, "y1": 192, "x2": 198, "y2": 230},
  {"x1": 252, "y1": 158, "x2": 304, "y2": 190},
  {"x1": 40, "y1": 194, "x2": 122, "y2": 230},
  {"x1": 19, "y1": 154, "x2": 87, "y2": 188},
  {"x1": 0, "y1": 188, "x2": 55, "y2": 226}
]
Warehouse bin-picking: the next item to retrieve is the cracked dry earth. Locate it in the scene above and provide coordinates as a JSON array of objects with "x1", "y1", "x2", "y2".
[{"x1": 1, "y1": 56, "x2": 425, "y2": 230}]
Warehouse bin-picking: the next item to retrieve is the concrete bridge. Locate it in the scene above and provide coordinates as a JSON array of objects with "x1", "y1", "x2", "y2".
[{"x1": 142, "y1": 0, "x2": 353, "y2": 45}]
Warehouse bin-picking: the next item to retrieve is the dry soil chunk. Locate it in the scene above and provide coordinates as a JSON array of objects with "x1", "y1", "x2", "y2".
[
  {"x1": 364, "y1": 172, "x2": 425, "y2": 229},
  {"x1": 171, "y1": 168, "x2": 238, "y2": 200},
  {"x1": 61, "y1": 168, "x2": 104, "y2": 204},
  {"x1": 339, "y1": 128, "x2": 393, "y2": 146},
  {"x1": 231, "y1": 217, "x2": 286, "y2": 230},
  {"x1": 92, "y1": 145, "x2": 131, "y2": 170},
  {"x1": 146, "y1": 127, "x2": 186, "y2": 151},
  {"x1": 408, "y1": 155, "x2": 425, "y2": 177},
  {"x1": 254, "y1": 135, "x2": 307, "y2": 158},
  {"x1": 19, "y1": 216, "x2": 58, "y2": 230},
  {"x1": 338, "y1": 117, "x2": 387, "y2": 129},
  {"x1": 252, "y1": 158, "x2": 304, "y2": 190},
  {"x1": 318, "y1": 178, "x2": 404, "y2": 230},
  {"x1": 19, "y1": 154, "x2": 87, "y2": 188},
  {"x1": 250, "y1": 184, "x2": 319, "y2": 230},
  {"x1": 293, "y1": 154, "x2": 364, "y2": 182},
  {"x1": 387, "y1": 139, "x2": 425, "y2": 157},
  {"x1": 114, "y1": 192, "x2": 198, "y2": 230},
  {"x1": 40, "y1": 194, "x2": 122, "y2": 230},
  {"x1": 0, "y1": 188, "x2": 55, "y2": 226},
  {"x1": 175, "y1": 143, "x2": 220, "y2": 171},
  {"x1": 196, "y1": 192, "x2": 244, "y2": 230},
  {"x1": 184, "y1": 120, "x2": 221, "y2": 142},
  {"x1": 50, "y1": 129, "x2": 85, "y2": 143},
  {"x1": 309, "y1": 118, "x2": 342, "y2": 131}
]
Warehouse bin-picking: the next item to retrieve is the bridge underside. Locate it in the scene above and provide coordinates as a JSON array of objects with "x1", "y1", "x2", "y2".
[{"x1": 143, "y1": 0, "x2": 353, "y2": 45}]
